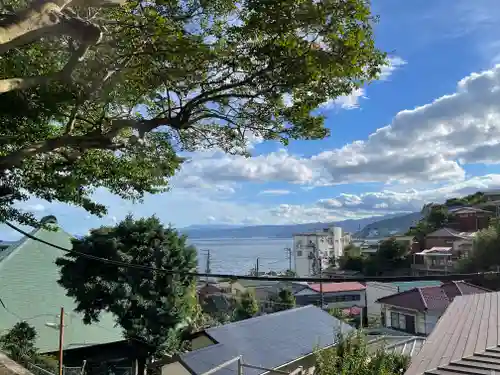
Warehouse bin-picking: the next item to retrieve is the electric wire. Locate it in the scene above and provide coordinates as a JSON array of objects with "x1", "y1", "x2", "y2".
[{"x1": 5, "y1": 221, "x2": 500, "y2": 283}]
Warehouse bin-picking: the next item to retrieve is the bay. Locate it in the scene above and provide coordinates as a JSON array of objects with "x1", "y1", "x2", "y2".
[{"x1": 188, "y1": 237, "x2": 293, "y2": 275}]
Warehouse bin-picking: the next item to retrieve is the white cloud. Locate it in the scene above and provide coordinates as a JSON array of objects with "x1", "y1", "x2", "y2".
[
  {"x1": 380, "y1": 56, "x2": 407, "y2": 80},
  {"x1": 259, "y1": 190, "x2": 291, "y2": 196}
]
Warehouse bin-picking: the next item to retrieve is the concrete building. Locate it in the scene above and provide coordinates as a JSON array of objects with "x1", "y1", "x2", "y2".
[{"x1": 292, "y1": 227, "x2": 351, "y2": 277}]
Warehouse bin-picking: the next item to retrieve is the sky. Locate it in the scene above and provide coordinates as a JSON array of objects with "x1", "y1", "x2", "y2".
[{"x1": 6, "y1": 0, "x2": 500, "y2": 238}]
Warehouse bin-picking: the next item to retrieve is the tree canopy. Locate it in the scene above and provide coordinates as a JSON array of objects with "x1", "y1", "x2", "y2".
[
  {"x1": 268, "y1": 288, "x2": 296, "y2": 313},
  {"x1": 315, "y1": 332, "x2": 409, "y2": 375},
  {"x1": 0, "y1": 0, "x2": 386, "y2": 225},
  {"x1": 55, "y1": 215, "x2": 198, "y2": 359},
  {"x1": 233, "y1": 290, "x2": 259, "y2": 321}
]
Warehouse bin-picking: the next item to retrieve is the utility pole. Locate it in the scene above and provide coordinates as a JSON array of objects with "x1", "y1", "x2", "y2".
[
  {"x1": 285, "y1": 247, "x2": 292, "y2": 272},
  {"x1": 256, "y1": 257, "x2": 260, "y2": 277},
  {"x1": 311, "y1": 243, "x2": 324, "y2": 309},
  {"x1": 58, "y1": 307, "x2": 64, "y2": 375}
]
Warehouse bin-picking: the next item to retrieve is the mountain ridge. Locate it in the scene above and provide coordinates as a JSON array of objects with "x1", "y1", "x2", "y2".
[{"x1": 180, "y1": 212, "x2": 420, "y2": 239}]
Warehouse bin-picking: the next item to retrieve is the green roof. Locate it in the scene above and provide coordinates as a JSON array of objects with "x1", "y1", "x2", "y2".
[
  {"x1": 390, "y1": 281, "x2": 442, "y2": 292},
  {"x1": 0, "y1": 221, "x2": 124, "y2": 353}
]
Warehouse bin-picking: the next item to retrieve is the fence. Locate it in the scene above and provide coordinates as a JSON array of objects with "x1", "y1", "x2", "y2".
[{"x1": 199, "y1": 356, "x2": 304, "y2": 375}]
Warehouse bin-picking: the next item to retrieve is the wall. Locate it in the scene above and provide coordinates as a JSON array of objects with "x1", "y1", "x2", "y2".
[
  {"x1": 381, "y1": 305, "x2": 426, "y2": 335},
  {"x1": 425, "y1": 236, "x2": 455, "y2": 249},
  {"x1": 295, "y1": 289, "x2": 366, "y2": 310},
  {"x1": 365, "y1": 282, "x2": 399, "y2": 318}
]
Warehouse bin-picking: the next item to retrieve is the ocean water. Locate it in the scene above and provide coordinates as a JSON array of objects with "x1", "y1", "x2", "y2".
[{"x1": 188, "y1": 237, "x2": 293, "y2": 275}]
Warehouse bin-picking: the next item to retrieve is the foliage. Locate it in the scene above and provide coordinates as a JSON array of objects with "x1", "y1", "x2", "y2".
[
  {"x1": 268, "y1": 288, "x2": 296, "y2": 313},
  {"x1": 407, "y1": 205, "x2": 451, "y2": 250},
  {"x1": 283, "y1": 269, "x2": 297, "y2": 277},
  {"x1": 0, "y1": 322, "x2": 58, "y2": 373},
  {"x1": 0, "y1": 322, "x2": 37, "y2": 364},
  {"x1": 315, "y1": 332, "x2": 410, "y2": 375},
  {"x1": 0, "y1": 0, "x2": 387, "y2": 226},
  {"x1": 338, "y1": 254, "x2": 365, "y2": 272},
  {"x1": 55, "y1": 215, "x2": 198, "y2": 358},
  {"x1": 445, "y1": 192, "x2": 486, "y2": 207},
  {"x1": 233, "y1": 290, "x2": 259, "y2": 321},
  {"x1": 344, "y1": 244, "x2": 361, "y2": 257}
]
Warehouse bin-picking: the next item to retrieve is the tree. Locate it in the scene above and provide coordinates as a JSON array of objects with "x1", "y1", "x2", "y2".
[
  {"x1": 0, "y1": 322, "x2": 58, "y2": 373},
  {"x1": 339, "y1": 254, "x2": 365, "y2": 272},
  {"x1": 0, "y1": 0, "x2": 386, "y2": 226},
  {"x1": 0, "y1": 322, "x2": 37, "y2": 364},
  {"x1": 315, "y1": 332, "x2": 409, "y2": 375},
  {"x1": 268, "y1": 288, "x2": 296, "y2": 313},
  {"x1": 372, "y1": 238, "x2": 409, "y2": 274},
  {"x1": 55, "y1": 215, "x2": 198, "y2": 373},
  {"x1": 233, "y1": 290, "x2": 259, "y2": 321}
]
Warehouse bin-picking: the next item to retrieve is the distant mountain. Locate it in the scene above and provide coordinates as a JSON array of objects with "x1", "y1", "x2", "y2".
[
  {"x1": 182, "y1": 224, "x2": 243, "y2": 230},
  {"x1": 180, "y1": 213, "x2": 419, "y2": 239},
  {"x1": 354, "y1": 212, "x2": 422, "y2": 238}
]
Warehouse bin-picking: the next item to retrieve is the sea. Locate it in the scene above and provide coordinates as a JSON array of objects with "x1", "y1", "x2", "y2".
[{"x1": 188, "y1": 237, "x2": 292, "y2": 275}]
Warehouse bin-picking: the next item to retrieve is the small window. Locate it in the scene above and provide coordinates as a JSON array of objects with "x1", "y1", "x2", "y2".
[{"x1": 297, "y1": 250, "x2": 303, "y2": 256}]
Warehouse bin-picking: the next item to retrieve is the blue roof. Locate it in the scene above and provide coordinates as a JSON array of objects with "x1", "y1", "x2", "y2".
[{"x1": 180, "y1": 306, "x2": 354, "y2": 375}]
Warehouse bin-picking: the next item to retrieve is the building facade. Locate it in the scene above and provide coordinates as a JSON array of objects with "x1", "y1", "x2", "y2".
[{"x1": 293, "y1": 227, "x2": 351, "y2": 277}]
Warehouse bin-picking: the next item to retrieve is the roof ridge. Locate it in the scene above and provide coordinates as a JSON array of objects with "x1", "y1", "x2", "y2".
[
  {"x1": 206, "y1": 305, "x2": 315, "y2": 333},
  {"x1": 417, "y1": 287, "x2": 428, "y2": 309}
]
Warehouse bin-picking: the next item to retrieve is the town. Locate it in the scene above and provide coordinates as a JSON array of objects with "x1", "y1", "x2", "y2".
[{"x1": 0, "y1": 190, "x2": 499, "y2": 375}]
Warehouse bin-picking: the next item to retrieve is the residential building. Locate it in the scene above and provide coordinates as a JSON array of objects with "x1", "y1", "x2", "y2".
[
  {"x1": 483, "y1": 189, "x2": 500, "y2": 202},
  {"x1": 161, "y1": 305, "x2": 354, "y2": 375},
  {"x1": 293, "y1": 282, "x2": 366, "y2": 312},
  {"x1": 293, "y1": 227, "x2": 351, "y2": 277},
  {"x1": 0, "y1": 216, "x2": 141, "y2": 374},
  {"x1": 405, "y1": 291, "x2": 500, "y2": 375},
  {"x1": 448, "y1": 206, "x2": 492, "y2": 232},
  {"x1": 376, "y1": 281, "x2": 489, "y2": 336},
  {"x1": 365, "y1": 282, "x2": 400, "y2": 319},
  {"x1": 424, "y1": 227, "x2": 476, "y2": 249}
]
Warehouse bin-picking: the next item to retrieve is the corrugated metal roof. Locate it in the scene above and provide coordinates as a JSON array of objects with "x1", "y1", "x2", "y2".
[
  {"x1": 307, "y1": 282, "x2": 366, "y2": 293},
  {"x1": 368, "y1": 336, "x2": 426, "y2": 357},
  {"x1": 179, "y1": 306, "x2": 354, "y2": 375},
  {"x1": 0, "y1": 221, "x2": 124, "y2": 352},
  {"x1": 405, "y1": 291, "x2": 500, "y2": 375}
]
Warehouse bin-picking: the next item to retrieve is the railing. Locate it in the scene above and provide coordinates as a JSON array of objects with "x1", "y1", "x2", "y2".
[{"x1": 26, "y1": 362, "x2": 57, "y2": 375}]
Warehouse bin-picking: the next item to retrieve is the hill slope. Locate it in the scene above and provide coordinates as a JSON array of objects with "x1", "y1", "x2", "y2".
[{"x1": 354, "y1": 212, "x2": 422, "y2": 238}]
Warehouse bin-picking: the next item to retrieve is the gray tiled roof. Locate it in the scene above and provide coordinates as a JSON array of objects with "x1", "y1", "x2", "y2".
[
  {"x1": 405, "y1": 291, "x2": 500, "y2": 375},
  {"x1": 179, "y1": 306, "x2": 354, "y2": 375}
]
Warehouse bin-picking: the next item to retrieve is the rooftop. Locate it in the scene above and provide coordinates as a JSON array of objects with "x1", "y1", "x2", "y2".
[
  {"x1": 0, "y1": 217, "x2": 123, "y2": 352},
  {"x1": 405, "y1": 291, "x2": 500, "y2": 375},
  {"x1": 179, "y1": 306, "x2": 354, "y2": 375},
  {"x1": 306, "y1": 281, "x2": 366, "y2": 293},
  {"x1": 425, "y1": 227, "x2": 476, "y2": 239},
  {"x1": 376, "y1": 281, "x2": 489, "y2": 312}
]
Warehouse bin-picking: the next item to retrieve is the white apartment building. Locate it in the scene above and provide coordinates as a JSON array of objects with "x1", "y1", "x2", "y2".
[{"x1": 293, "y1": 227, "x2": 351, "y2": 277}]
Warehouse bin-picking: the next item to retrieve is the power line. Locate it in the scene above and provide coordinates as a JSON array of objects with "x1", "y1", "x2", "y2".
[{"x1": 5, "y1": 220, "x2": 500, "y2": 283}]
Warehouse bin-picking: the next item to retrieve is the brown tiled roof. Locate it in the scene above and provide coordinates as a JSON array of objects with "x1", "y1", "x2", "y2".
[
  {"x1": 405, "y1": 291, "x2": 500, "y2": 375},
  {"x1": 376, "y1": 281, "x2": 489, "y2": 312}
]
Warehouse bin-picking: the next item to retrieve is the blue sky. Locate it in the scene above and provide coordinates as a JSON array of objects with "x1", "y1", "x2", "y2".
[{"x1": 5, "y1": 0, "x2": 500, "y2": 238}]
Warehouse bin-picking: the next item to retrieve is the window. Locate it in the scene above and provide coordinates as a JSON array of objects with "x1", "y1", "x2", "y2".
[
  {"x1": 390, "y1": 311, "x2": 416, "y2": 334},
  {"x1": 297, "y1": 250, "x2": 303, "y2": 257}
]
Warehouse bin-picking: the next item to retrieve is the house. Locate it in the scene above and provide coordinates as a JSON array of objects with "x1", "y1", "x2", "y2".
[
  {"x1": 376, "y1": 281, "x2": 489, "y2": 336},
  {"x1": 0, "y1": 216, "x2": 137, "y2": 372},
  {"x1": 483, "y1": 189, "x2": 500, "y2": 202},
  {"x1": 365, "y1": 282, "x2": 400, "y2": 319},
  {"x1": 448, "y1": 206, "x2": 492, "y2": 232},
  {"x1": 424, "y1": 227, "x2": 475, "y2": 249},
  {"x1": 293, "y1": 282, "x2": 366, "y2": 312},
  {"x1": 293, "y1": 227, "x2": 351, "y2": 277},
  {"x1": 404, "y1": 291, "x2": 500, "y2": 375},
  {"x1": 161, "y1": 305, "x2": 354, "y2": 375}
]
